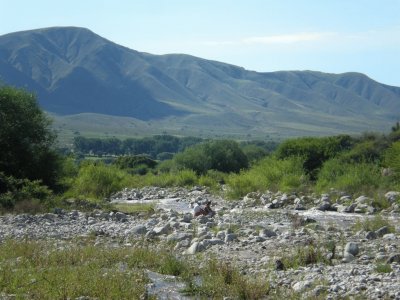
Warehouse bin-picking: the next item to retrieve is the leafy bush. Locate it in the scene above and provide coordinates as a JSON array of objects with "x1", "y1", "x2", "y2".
[
  {"x1": 113, "y1": 155, "x2": 157, "y2": 174},
  {"x1": 241, "y1": 144, "x2": 268, "y2": 164},
  {"x1": 226, "y1": 156, "x2": 307, "y2": 199},
  {"x1": 383, "y1": 141, "x2": 400, "y2": 178},
  {"x1": 315, "y1": 158, "x2": 382, "y2": 195},
  {"x1": 339, "y1": 140, "x2": 383, "y2": 164},
  {"x1": 173, "y1": 144, "x2": 211, "y2": 174},
  {"x1": 0, "y1": 172, "x2": 53, "y2": 211},
  {"x1": 174, "y1": 140, "x2": 248, "y2": 174},
  {"x1": 199, "y1": 170, "x2": 227, "y2": 190},
  {"x1": 68, "y1": 162, "x2": 132, "y2": 199},
  {"x1": 275, "y1": 135, "x2": 352, "y2": 179}
]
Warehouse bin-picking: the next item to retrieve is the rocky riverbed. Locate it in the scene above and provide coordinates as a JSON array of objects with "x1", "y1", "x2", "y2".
[{"x1": 1, "y1": 186, "x2": 400, "y2": 299}]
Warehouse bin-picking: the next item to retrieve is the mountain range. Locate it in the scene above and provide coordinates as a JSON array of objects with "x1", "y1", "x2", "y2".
[{"x1": 1, "y1": 26, "x2": 399, "y2": 140}]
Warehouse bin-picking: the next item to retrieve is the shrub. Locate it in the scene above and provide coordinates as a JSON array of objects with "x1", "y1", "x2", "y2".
[
  {"x1": 113, "y1": 155, "x2": 157, "y2": 174},
  {"x1": 226, "y1": 156, "x2": 307, "y2": 199},
  {"x1": 339, "y1": 140, "x2": 383, "y2": 164},
  {"x1": 315, "y1": 158, "x2": 382, "y2": 195},
  {"x1": 241, "y1": 144, "x2": 268, "y2": 164},
  {"x1": 69, "y1": 162, "x2": 131, "y2": 199},
  {"x1": 0, "y1": 172, "x2": 53, "y2": 212},
  {"x1": 275, "y1": 135, "x2": 352, "y2": 179},
  {"x1": 175, "y1": 169, "x2": 198, "y2": 186},
  {"x1": 199, "y1": 170, "x2": 226, "y2": 190},
  {"x1": 383, "y1": 141, "x2": 400, "y2": 178},
  {"x1": 353, "y1": 215, "x2": 395, "y2": 233},
  {"x1": 184, "y1": 258, "x2": 270, "y2": 299},
  {"x1": 174, "y1": 140, "x2": 248, "y2": 174},
  {"x1": 156, "y1": 159, "x2": 179, "y2": 173},
  {"x1": 281, "y1": 242, "x2": 329, "y2": 269}
]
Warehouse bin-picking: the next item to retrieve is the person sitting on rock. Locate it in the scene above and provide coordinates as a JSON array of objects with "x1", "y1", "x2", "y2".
[
  {"x1": 193, "y1": 201, "x2": 215, "y2": 217},
  {"x1": 203, "y1": 201, "x2": 215, "y2": 217}
]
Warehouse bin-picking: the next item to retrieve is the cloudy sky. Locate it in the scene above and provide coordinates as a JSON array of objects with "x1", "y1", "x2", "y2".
[{"x1": 1, "y1": 0, "x2": 399, "y2": 86}]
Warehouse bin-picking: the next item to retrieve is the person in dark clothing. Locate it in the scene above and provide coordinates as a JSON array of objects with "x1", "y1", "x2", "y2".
[{"x1": 193, "y1": 201, "x2": 215, "y2": 217}]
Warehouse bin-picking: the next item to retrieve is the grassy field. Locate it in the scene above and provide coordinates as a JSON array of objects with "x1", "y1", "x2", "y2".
[{"x1": 50, "y1": 110, "x2": 391, "y2": 148}]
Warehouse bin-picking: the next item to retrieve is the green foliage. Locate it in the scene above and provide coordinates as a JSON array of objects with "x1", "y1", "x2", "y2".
[
  {"x1": 68, "y1": 162, "x2": 131, "y2": 199},
  {"x1": 0, "y1": 239, "x2": 277, "y2": 300},
  {"x1": 241, "y1": 144, "x2": 268, "y2": 164},
  {"x1": 375, "y1": 263, "x2": 392, "y2": 273},
  {"x1": 174, "y1": 140, "x2": 248, "y2": 174},
  {"x1": 353, "y1": 215, "x2": 395, "y2": 233},
  {"x1": 226, "y1": 156, "x2": 307, "y2": 199},
  {"x1": 0, "y1": 86, "x2": 62, "y2": 188},
  {"x1": 0, "y1": 172, "x2": 53, "y2": 212},
  {"x1": 74, "y1": 134, "x2": 203, "y2": 157},
  {"x1": 275, "y1": 135, "x2": 352, "y2": 179},
  {"x1": 199, "y1": 170, "x2": 227, "y2": 190},
  {"x1": 339, "y1": 140, "x2": 382, "y2": 163},
  {"x1": 315, "y1": 158, "x2": 382, "y2": 195},
  {"x1": 173, "y1": 144, "x2": 211, "y2": 174},
  {"x1": 281, "y1": 242, "x2": 330, "y2": 269},
  {"x1": 175, "y1": 169, "x2": 198, "y2": 186},
  {"x1": 0, "y1": 239, "x2": 190, "y2": 299},
  {"x1": 184, "y1": 258, "x2": 270, "y2": 299},
  {"x1": 383, "y1": 141, "x2": 400, "y2": 178},
  {"x1": 133, "y1": 170, "x2": 199, "y2": 188},
  {"x1": 111, "y1": 203, "x2": 155, "y2": 216},
  {"x1": 156, "y1": 159, "x2": 179, "y2": 173},
  {"x1": 113, "y1": 155, "x2": 157, "y2": 175}
]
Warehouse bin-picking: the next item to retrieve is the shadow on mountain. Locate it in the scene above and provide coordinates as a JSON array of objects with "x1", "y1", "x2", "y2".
[{"x1": 44, "y1": 67, "x2": 186, "y2": 120}]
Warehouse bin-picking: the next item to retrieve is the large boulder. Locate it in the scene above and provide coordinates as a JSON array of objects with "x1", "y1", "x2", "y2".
[{"x1": 344, "y1": 242, "x2": 359, "y2": 256}]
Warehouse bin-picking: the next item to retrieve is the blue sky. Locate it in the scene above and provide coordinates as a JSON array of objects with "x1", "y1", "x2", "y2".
[{"x1": 1, "y1": 0, "x2": 399, "y2": 86}]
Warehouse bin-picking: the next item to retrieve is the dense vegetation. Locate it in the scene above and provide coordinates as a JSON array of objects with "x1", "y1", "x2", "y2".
[
  {"x1": 0, "y1": 86, "x2": 62, "y2": 188},
  {"x1": 73, "y1": 135, "x2": 277, "y2": 161},
  {"x1": 1, "y1": 85, "x2": 400, "y2": 212},
  {"x1": 73, "y1": 135, "x2": 204, "y2": 159}
]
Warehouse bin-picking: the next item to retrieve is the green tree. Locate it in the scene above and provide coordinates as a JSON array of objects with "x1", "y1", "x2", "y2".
[
  {"x1": 113, "y1": 155, "x2": 157, "y2": 175},
  {"x1": 174, "y1": 140, "x2": 248, "y2": 174},
  {"x1": 275, "y1": 135, "x2": 352, "y2": 179},
  {"x1": 0, "y1": 86, "x2": 61, "y2": 188}
]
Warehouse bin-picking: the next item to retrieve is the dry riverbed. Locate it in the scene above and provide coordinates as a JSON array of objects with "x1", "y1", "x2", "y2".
[{"x1": 1, "y1": 187, "x2": 400, "y2": 299}]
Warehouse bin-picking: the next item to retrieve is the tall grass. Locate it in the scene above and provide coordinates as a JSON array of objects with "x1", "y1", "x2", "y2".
[
  {"x1": 67, "y1": 162, "x2": 132, "y2": 200},
  {"x1": 315, "y1": 158, "x2": 382, "y2": 195},
  {"x1": 1, "y1": 239, "x2": 275, "y2": 299},
  {"x1": 0, "y1": 239, "x2": 150, "y2": 299},
  {"x1": 184, "y1": 258, "x2": 270, "y2": 299},
  {"x1": 226, "y1": 156, "x2": 308, "y2": 199},
  {"x1": 66, "y1": 162, "x2": 224, "y2": 200},
  {"x1": 352, "y1": 214, "x2": 395, "y2": 233},
  {"x1": 281, "y1": 243, "x2": 330, "y2": 269}
]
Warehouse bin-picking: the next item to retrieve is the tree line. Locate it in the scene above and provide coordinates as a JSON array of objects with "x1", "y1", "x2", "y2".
[
  {"x1": 73, "y1": 134, "x2": 278, "y2": 160},
  {"x1": 73, "y1": 135, "x2": 204, "y2": 159}
]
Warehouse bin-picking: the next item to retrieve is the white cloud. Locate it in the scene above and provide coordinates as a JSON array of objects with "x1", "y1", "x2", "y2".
[{"x1": 242, "y1": 32, "x2": 332, "y2": 45}]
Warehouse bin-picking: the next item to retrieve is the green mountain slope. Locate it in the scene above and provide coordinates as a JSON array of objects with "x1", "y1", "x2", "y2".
[{"x1": 1, "y1": 26, "x2": 399, "y2": 139}]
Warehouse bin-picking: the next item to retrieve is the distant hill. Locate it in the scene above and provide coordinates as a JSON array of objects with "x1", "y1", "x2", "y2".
[{"x1": 1, "y1": 26, "x2": 400, "y2": 139}]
